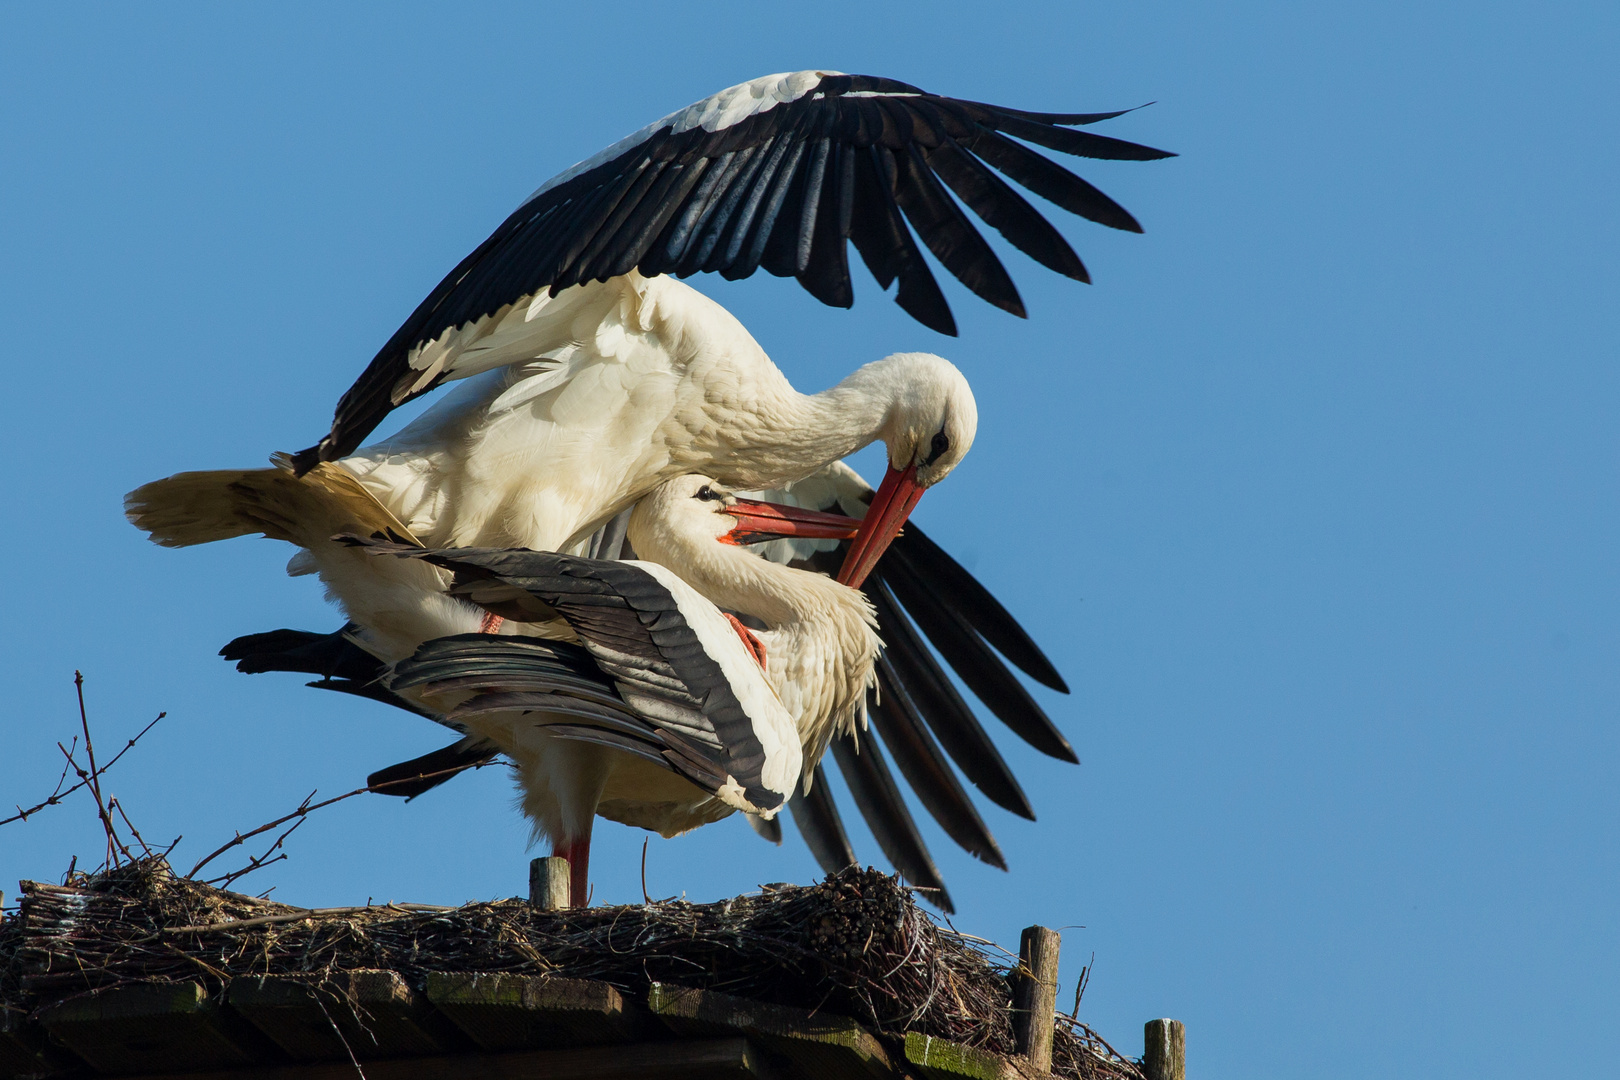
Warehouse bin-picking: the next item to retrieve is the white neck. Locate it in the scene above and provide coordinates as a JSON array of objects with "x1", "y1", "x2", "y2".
[
  {"x1": 709, "y1": 358, "x2": 913, "y2": 488},
  {"x1": 629, "y1": 523, "x2": 880, "y2": 760}
]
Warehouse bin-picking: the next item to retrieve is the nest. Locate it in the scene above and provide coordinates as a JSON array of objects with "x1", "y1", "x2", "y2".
[{"x1": 1, "y1": 858, "x2": 1138, "y2": 1080}]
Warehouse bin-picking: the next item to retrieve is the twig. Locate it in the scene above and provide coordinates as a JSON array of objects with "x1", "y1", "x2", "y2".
[
  {"x1": 5, "y1": 705, "x2": 165, "y2": 830},
  {"x1": 165, "y1": 902, "x2": 456, "y2": 934},
  {"x1": 2, "y1": 744, "x2": 78, "y2": 827},
  {"x1": 110, "y1": 797, "x2": 155, "y2": 858},
  {"x1": 207, "y1": 817, "x2": 308, "y2": 889},
  {"x1": 1070, "y1": 951, "x2": 1094, "y2": 1018},
  {"x1": 314, "y1": 993, "x2": 368, "y2": 1080},
  {"x1": 641, "y1": 837, "x2": 652, "y2": 905},
  {"x1": 74, "y1": 671, "x2": 126, "y2": 867},
  {"x1": 187, "y1": 759, "x2": 492, "y2": 880}
]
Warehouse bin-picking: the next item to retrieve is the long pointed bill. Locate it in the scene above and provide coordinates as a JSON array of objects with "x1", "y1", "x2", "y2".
[
  {"x1": 836, "y1": 464, "x2": 924, "y2": 588},
  {"x1": 721, "y1": 498, "x2": 864, "y2": 546}
]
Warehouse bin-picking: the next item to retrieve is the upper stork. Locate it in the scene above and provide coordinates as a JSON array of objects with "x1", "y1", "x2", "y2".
[
  {"x1": 272, "y1": 71, "x2": 1169, "y2": 592},
  {"x1": 299, "y1": 71, "x2": 1171, "y2": 469}
]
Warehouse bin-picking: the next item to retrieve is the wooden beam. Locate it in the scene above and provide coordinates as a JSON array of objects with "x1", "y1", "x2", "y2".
[
  {"x1": 1011, "y1": 925, "x2": 1060, "y2": 1072},
  {"x1": 36, "y1": 981, "x2": 275, "y2": 1074},
  {"x1": 901, "y1": 1032, "x2": 1016, "y2": 1080},
  {"x1": 128, "y1": 1035, "x2": 778, "y2": 1080},
  {"x1": 3, "y1": 1004, "x2": 82, "y2": 1078},
  {"x1": 530, "y1": 857, "x2": 569, "y2": 910},
  {"x1": 1142, "y1": 1019, "x2": 1185, "y2": 1080},
  {"x1": 423, "y1": 972, "x2": 652, "y2": 1050},
  {"x1": 229, "y1": 970, "x2": 465, "y2": 1060},
  {"x1": 646, "y1": 982, "x2": 891, "y2": 1080}
]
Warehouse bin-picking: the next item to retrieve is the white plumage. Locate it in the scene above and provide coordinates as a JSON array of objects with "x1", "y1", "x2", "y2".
[{"x1": 340, "y1": 271, "x2": 974, "y2": 556}]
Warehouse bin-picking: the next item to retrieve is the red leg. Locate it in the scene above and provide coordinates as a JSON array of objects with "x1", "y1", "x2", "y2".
[
  {"x1": 550, "y1": 830, "x2": 593, "y2": 907},
  {"x1": 479, "y1": 611, "x2": 505, "y2": 634}
]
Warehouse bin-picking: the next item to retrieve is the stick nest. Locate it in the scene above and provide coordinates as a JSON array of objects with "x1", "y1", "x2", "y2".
[{"x1": 1, "y1": 858, "x2": 1139, "y2": 1080}]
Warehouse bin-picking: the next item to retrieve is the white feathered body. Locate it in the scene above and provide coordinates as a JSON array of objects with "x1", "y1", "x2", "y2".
[{"x1": 339, "y1": 271, "x2": 938, "y2": 557}]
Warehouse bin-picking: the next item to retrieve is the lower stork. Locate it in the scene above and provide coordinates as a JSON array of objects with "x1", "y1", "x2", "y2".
[{"x1": 354, "y1": 474, "x2": 882, "y2": 906}]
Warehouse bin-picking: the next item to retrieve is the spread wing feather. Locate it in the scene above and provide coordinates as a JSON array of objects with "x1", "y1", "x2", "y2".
[
  {"x1": 357, "y1": 543, "x2": 792, "y2": 813},
  {"x1": 299, "y1": 72, "x2": 1172, "y2": 466}
]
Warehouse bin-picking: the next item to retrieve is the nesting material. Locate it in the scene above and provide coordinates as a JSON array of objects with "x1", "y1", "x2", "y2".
[{"x1": 1, "y1": 858, "x2": 1137, "y2": 1080}]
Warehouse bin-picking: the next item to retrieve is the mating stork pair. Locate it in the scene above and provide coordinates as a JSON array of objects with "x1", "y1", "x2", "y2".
[{"x1": 128, "y1": 71, "x2": 1172, "y2": 910}]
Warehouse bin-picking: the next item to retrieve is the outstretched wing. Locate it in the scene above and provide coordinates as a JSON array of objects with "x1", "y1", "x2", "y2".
[
  {"x1": 741, "y1": 461, "x2": 1071, "y2": 905},
  {"x1": 356, "y1": 542, "x2": 801, "y2": 816},
  {"x1": 299, "y1": 71, "x2": 1173, "y2": 466}
]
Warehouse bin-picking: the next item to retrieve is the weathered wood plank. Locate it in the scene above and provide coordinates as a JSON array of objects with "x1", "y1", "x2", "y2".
[
  {"x1": 129, "y1": 1035, "x2": 777, "y2": 1080},
  {"x1": 422, "y1": 972, "x2": 652, "y2": 1051},
  {"x1": 36, "y1": 981, "x2": 275, "y2": 1074},
  {"x1": 645, "y1": 982, "x2": 891, "y2": 1080},
  {"x1": 229, "y1": 970, "x2": 464, "y2": 1061},
  {"x1": 3, "y1": 1005, "x2": 82, "y2": 1078},
  {"x1": 1012, "y1": 925, "x2": 1060, "y2": 1072},
  {"x1": 1142, "y1": 1019, "x2": 1184, "y2": 1080},
  {"x1": 902, "y1": 1032, "x2": 1016, "y2": 1080}
]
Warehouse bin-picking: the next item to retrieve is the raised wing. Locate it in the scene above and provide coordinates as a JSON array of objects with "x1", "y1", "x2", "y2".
[
  {"x1": 356, "y1": 542, "x2": 801, "y2": 816},
  {"x1": 298, "y1": 71, "x2": 1173, "y2": 468},
  {"x1": 739, "y1": 462, "x2": 1071, "y2": 908}
]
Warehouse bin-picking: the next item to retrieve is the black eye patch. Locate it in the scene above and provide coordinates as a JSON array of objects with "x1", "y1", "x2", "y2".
[
  {"x1": 696, "y1": 485, "x2": 719, "y2": 501},
  {"x1": 922, "y1": 430, "x2": 950, "y2": 467}
]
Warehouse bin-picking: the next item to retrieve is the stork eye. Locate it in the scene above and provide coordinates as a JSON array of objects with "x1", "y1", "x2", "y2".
[
  {"x1": 922, "y1": 430, "x2": 950, "y2": 466},
  {"x1": 695, "y1": 484, "x2": 719, "y2": 502}
]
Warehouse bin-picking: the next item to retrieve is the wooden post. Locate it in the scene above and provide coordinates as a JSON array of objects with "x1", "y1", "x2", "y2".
[
  {"x1": 1143, "y1": 1018, "x2": 1185, "y2": 1080},
  {"x1": 529, "y1": 857, "x2": 569, "y2": 910},
  {"x1": 1012, "y1": 925, "x2": 1060, "y2": 1073}
]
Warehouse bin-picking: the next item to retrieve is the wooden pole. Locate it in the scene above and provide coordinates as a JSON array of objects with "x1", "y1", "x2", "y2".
[
  {"x1": 1012, "y1": 925, "x2": 1060, "y2": 1073},
  {"x1": 1143, "y1": 1018, "x2": 1185, "y2": 1080},
  {"x1": 528, "y1": 857, "x2": 569, "y2": 910}
]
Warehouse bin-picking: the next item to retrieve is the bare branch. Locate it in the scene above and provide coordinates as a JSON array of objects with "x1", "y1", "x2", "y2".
[
  {"x1": 207, "y1": 816, "x2": 308, "y2": 889},
  {"x1": 2, "y1": 742, "x2": 78, "y2": 827},
  {"x1": 187, "y1": 758, "x2": 492, "y2": 880},
  {"x1": 3, "y1": 711, "x2": 166, "y2": 831},
  {"x1": 74, "y1": 671, "x2": 126, "y2": 866},
  {"x1": 110, "y1": 796, "x2": 155, "y2": 859}
]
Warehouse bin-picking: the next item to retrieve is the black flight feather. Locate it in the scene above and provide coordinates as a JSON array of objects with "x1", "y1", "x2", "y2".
[
  {"x1": 884, "y1": 522, "x2": 1069, "y2": 692},
  {"x1": 297, "y1": 73, "x2": 1174, "y2": 466},
  {"x1": 789, "y1": 770, "x2": 859, "y2": 874},
  {"x1": 828, "y1": 732, "x2": 953, "y2": 914},
  {"x1": 868, "y1": 657, "x2": 1007, "y2": 869},
  {"x1": 865, "y1": 578, "x2": 1033, "y2": 819}
]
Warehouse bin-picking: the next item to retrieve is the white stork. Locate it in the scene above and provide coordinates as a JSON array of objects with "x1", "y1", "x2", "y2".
[
  {"x1": 282, "y1": 69, "x2": 1170, "y2": 587},
  {"x1": 353, "y1": 474, "x2": 883, "y2": 907},
  {"x1": 200, "y1": 458, "x2": 1080, "y2": 912}
]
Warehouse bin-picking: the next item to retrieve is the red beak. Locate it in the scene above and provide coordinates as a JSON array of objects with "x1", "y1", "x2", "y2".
[
  {"x1": 721, "y1": 498, "x2": 864, "y2": 546},
  {"x1": 836, "y1": 464, "x2": 925, "y2": 588}
]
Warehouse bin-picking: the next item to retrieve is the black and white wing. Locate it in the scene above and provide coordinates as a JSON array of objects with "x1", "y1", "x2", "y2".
[
  {"x1": 299, "y1": 71, "x2": 1173, "y2": 467},
  {"x1": 360, "y1": 541, "x2": 801, "y2": 817},
  {"x1": 741, "y1": 462, "x2": 1072, "y2": 910}
]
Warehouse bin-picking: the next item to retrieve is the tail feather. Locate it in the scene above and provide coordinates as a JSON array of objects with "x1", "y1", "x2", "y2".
[{"x1": 126, "y1": 456, "x2": 419, "y2": 549}]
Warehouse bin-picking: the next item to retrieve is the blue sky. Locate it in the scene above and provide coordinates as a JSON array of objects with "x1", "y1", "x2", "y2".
[{"x1": 2, "y1": 4, "x2": 1616, "y2": 1078}]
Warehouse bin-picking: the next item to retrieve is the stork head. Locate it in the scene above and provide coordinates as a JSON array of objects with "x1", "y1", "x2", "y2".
[
  {"x1": 837, "y1": 352, "x2": 978, "y2": 588},
  {"x1": 874, "y1": 352, "x2": 979, "y2": 490},
  {"x1": 629, "y1": 475, "x2": 863, "y2": 563}
]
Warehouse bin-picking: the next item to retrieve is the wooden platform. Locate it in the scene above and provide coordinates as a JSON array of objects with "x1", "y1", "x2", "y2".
[{"x1": 2, "y1": 974, "x2": 1035, "y2": 1080}]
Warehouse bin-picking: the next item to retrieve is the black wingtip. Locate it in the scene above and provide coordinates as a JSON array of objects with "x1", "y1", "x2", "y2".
[
  {"x1": 366, "y1": 739, "x2": 498, "y2": 800},
  {"x1": 288, "y1": 443, "x2": 323, "y2": 477}
]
